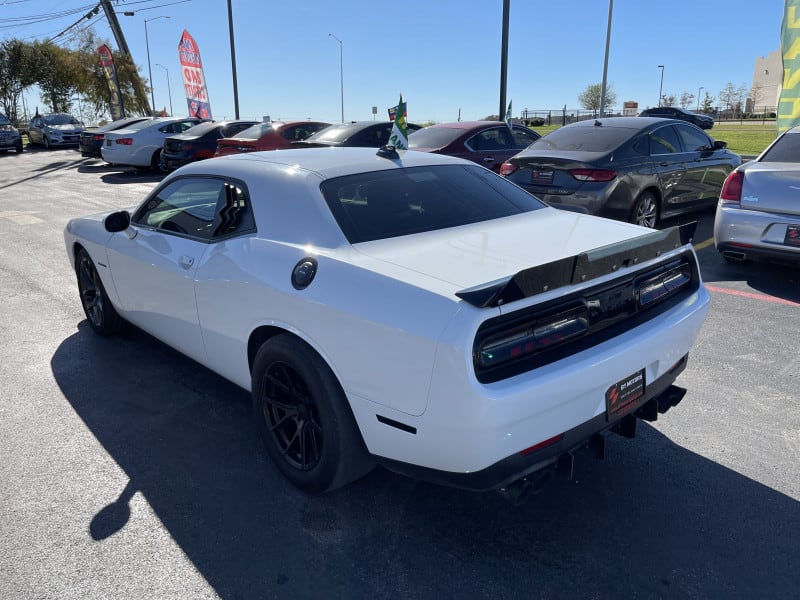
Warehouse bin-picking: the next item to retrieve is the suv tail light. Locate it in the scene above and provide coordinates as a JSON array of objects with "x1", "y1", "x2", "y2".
[
  {"x1": 93, "y1": 134, "x2": 104, "y2": 141},
  {"x1": 569, "y1": 169, "x2": 617, "y2": 182},
  {"x1": 719, "y1": 170, "x2": 743, "y2": 205},
  {"x1": 115, "y1": 138, "x2": 133, "y2": 145},
  {"x1": 499, "y1": 162, "x2": 518, "y2": 176}
]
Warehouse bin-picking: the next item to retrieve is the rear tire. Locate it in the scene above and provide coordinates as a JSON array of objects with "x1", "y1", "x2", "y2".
[
  {"x1": 631, "y1": 191, "x2": 659, "y2": 228},
  {"x1": 150, "y1": 149, "x2": 162, "y2": 171},
  {"x1": 75, "y1": 248, "x2": 125, "y2": 335},
  {"x1": 252, "y1": 334, "x2": 373, "y2": 493}
]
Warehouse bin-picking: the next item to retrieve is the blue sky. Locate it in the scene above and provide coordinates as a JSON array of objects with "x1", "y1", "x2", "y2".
[{"x1": 0, "y1": 0, "x2": 786, "y2": 123}]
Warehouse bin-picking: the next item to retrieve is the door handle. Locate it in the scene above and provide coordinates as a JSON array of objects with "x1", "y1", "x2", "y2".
[
  {"x1": 483, "y1": 157, "x2": 495, "y2": 162},
  {"x1": 179, "y1": 255, "x2": 195, "y2": 270}
]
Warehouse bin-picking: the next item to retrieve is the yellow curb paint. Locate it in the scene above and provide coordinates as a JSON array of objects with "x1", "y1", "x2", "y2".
[{"x1": 693, "y1": 237, "x2": 715, "y2": 251}]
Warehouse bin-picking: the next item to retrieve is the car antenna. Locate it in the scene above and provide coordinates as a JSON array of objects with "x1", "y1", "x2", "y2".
[{"x1": 376, "y1": 145, "x2": 400, "y2": 159}]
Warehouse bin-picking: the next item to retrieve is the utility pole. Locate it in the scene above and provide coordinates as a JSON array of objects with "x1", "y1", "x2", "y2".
[
  {"x1": 498, "y1": 0, "x2": 510, "y2": 122},
  {"x1": 100, "y1": 0, "x2": 150, "y2": 114}
]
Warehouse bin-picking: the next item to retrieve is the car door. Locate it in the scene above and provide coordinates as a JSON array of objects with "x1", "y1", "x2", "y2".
[
  {"x1": 649, "y1": 124, "x2": 693, "y2": 214},
  {"x1": 105, "y1": 176, "x2": 223, "y2": 363},
  {"x1": 464, "y1": 126, "x2": 517, "y2": 172},
  {"x1": 674, "y1": 122, "x2": 726, "y2": 207}
]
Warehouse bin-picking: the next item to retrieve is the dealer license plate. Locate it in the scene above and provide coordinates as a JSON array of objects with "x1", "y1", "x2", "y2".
[
  {"x1": 784, "y1": 224, "x2": 800, "y2": 247},
  {"x1": 530, "y1": 169, "x2": 554, "y2": 184},
  {"x1": 605, "y1": 369, "x2": 646, "y2": 420}
]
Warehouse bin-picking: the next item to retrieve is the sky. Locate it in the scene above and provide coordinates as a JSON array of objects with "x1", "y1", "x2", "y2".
[{"x1": 0, "y1": 0, "x2": 787, "y2": 124}]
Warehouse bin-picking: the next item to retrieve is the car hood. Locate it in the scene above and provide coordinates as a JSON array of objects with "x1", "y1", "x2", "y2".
[
  {"x1": 350, "y1": 208, "x2": 652, "y2": 295},
  {"x1": 45, "y1": 124, "x2": 83, "y2": 132}
]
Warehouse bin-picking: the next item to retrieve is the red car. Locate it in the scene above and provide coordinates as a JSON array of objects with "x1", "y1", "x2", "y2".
[
  {"x1": 215, "y1": 120, "x2": 330, "y2": 156},
  {"x1": 408, "y1": 121, "x2": 541, "y2": 173}
]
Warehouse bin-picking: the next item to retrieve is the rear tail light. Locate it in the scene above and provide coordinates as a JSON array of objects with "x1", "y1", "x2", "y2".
[
  {"x1": 719, "y1": 170, "x2": 743, "y2": 205},
  {"x1": 499, "y1": 162, "x2": 519, "y2": 176},
  {"x1": 115, "y1": 138, "x2": 133, "y2": 145},
  {"x1": 635, "y1": 263, "x2": 692, "y2": 307},
  {"x1": 477, "y1": 304, "x2": 588, "y2": 368},
  {"x1": 93, "y1": 134, "x2": 104, "y2": 141},
  {"x1": 569, "y1": 169, "x2": 617, "y2": 182}
]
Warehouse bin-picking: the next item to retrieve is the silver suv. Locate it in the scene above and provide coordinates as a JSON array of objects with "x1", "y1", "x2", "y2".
[
  {"x1": 0, "y1": 113, "x2": 23, "y2": 154},
  {"x1": 28, "y1": 113, "x2": 85, "y2": 148}
]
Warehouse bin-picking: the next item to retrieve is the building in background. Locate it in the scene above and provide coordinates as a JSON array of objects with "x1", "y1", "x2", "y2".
[{"x1": 749, "y1": 50, "x2": 782, "y2": 112}]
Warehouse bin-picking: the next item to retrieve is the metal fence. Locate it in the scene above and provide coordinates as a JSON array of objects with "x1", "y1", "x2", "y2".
[{"x1": 517, "y1": 106, "x2": 779, "y2": 127}]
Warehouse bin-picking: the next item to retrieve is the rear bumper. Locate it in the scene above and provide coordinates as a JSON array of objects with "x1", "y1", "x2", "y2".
[
  {"x1": 377, "y1": 356, "x2": 689, "y2": 491},
  {"x1": 714, "y1": 203, "x2": 800, "y2": 264}
]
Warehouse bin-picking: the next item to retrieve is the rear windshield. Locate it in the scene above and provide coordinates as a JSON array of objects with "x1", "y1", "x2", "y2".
[
  {"x1": 306, "y1": 123, "x2": 360, "y2": 143},
  {"x1": 529, "y1": 126, "x2": 633, "y2": 152},
  {"x1": 408, "y1": 127, "x2": 463, "y2": 149},
  {"x1": 760, "y1": 132, "x2": 800, "y2": 163},
  {"x1": 182, "y1": 122, "x2": 221, "y2": 136},
  {"x1": 320, "y1": 164, "x2": 546, "y2": 244},
  {"x1": 234, "y1": 122, "x2": 275, "y2": 139}
]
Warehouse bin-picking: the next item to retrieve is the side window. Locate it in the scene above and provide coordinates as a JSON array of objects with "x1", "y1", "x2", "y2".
[
  {"x1": 469, "y1": 128, "x2": 512, "y2": 151},
  {"x1": 650, "y1": 125, "x2": 681, "y2": 155},
  {"x1": 510, "y1": 127, "x2": 539, "y2": 149},
  {"x1": 211, "y1": 181, "x2": 256, "y2": 239},
  {"x1": 132, "y1": 177, "x2": 225, "y2": 240},
  {"x1": 675, "y1": 123, "x2": 711, "y2": 151}
]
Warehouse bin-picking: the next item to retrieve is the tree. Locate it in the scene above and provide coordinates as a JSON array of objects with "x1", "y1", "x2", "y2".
[
  {"x1": 578, "y1": 83, "x2": 617, "y2": 115},
  {"x1": 718, "y1": 81, "x2": 747, "y2": 113},
  {"x1": 0, "y1": 39, "x2": 37, "y2": 124},
  {"x1": 660, "y1": 93, "x2": 677, "y2": 107},
  {"x1": 679, "y1": 91, "x2": 695, "y2": 109},
  {"x1": 700, "y1": 91, "x2": 715, "y2": 114}
]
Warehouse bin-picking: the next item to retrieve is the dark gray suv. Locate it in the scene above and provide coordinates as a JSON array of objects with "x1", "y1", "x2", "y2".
[{"x1": 0, "y1": 113, "x2": 23, "y2": 153}]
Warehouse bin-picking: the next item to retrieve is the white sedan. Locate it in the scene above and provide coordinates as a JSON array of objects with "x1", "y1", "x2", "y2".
[
  {"x1": 101, "y1": 116, "x2": 200, "y2": 169},
  {"x1": 64, "y1": 147, "x2": 710, "y2": 496}
]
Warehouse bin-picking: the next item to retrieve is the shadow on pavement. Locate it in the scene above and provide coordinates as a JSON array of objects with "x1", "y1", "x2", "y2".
[{"x1": 51, "y1": 323, "x2": 800, "y2": 599}]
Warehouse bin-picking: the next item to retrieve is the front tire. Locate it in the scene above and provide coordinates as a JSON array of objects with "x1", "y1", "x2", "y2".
[
  {"x1": 631, "y1": 191, "x2": 659, "y2": 228},
  {"x1": 75, "y1": 248, "x2": 125, "y2": 335},
  {"x1": 252, "y1": 335, "x2": 373, "y2": 493},
  {"x1": 44, "y1": 136, "x2": 51, "y2": 149}
]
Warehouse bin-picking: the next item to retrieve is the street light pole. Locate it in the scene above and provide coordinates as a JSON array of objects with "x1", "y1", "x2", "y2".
[
  {"x1": 697, "y1": 86, "x2": 704, "y2": 112},
  {"x1": 657, "y1": 64, "x2": 664, "y2": 107},
  {"x1": 144, "y1": 16, "x2": 170, "y2": 115},
  {"x1": 328, "y1": 33, "x2": 343, "y2": 123},
  {"x1": 155, "y1": 63, "x2": 173, "y2": 116}
]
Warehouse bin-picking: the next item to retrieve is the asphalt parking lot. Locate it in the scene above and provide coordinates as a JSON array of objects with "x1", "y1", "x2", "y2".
[{"x1": 1, "y1": 147, "x2": 798, "y2": 600}]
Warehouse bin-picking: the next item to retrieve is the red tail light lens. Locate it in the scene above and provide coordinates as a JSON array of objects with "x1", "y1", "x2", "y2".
[
  {"x1": 93, "y1": 134, "x2": 104, "y2": 141},
  {"x1": 569, "y1": 169, "x2": 617, "y2": 182},
  {"x1": 115, "y1": 138, "x2": 133, "y2": 145},
  {"x1": 719, "y1": 170, "x2": 743, "y2": 205},
  {"x1": 499, "y1": 162, "x2": 518, "y2": 176}
]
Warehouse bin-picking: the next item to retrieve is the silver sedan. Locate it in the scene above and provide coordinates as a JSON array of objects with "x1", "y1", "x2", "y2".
[{"x1": 714, "y1": 125, "x2": 800, "y2": 265}]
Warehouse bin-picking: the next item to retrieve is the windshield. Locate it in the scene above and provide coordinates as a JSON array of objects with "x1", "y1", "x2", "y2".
[
  {"x1": 408, "y1": 127, "x2": 463, "y2": 149},
  {"x1": 529, "y1": 126, "x2": 633, "y2": 153},
  {"x1": 320, "y1": 164, "x2": 546, "y2": 244},
  {"x1": 306, "y1": 123, "x2": 361, "y2": 143},
  {"x1": 44, "y1": 114, "x2": 80, "y2": 125}
]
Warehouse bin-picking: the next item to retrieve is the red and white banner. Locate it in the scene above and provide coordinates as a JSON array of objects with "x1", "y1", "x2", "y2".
[{"x1": 178, "y1": 30, "x2": 212, "y2": 119}]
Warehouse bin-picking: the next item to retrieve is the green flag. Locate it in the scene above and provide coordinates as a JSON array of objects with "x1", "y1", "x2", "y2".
[
  {"x1": 388, "y1": 95, "x2": 408, "y2": 150},
  {"x1": 779, "y1": 0, "x2": 800, "y2": 132}
]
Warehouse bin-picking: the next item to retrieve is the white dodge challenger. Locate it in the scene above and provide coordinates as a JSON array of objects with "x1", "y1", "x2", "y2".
[{"x1": 64, "y1": 146, "x2": 710, "y2": 497}]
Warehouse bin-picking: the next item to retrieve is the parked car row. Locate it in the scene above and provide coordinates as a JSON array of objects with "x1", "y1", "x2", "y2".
[{"x1": 24, "y1": 108, "x2": 792, "y2": 266}]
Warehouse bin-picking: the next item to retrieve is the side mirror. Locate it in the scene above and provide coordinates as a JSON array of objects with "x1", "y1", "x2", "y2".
[
  {"x1": 104, "y1": 210, "x2": 131, "y2": 233},
  {"x1": 713, "y1": 140, "x2": 728, "y2": 150}
]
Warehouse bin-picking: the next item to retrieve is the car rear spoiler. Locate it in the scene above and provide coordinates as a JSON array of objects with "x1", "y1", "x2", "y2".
[{"x1": 455, "y1": 222, "x2": 697, "y2": 309}]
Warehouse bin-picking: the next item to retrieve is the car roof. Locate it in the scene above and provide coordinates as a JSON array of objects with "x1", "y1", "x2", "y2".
[
  {"x1": 171, "y1": 146, "x2": 474, "y2": 181},
  {"x1": 424, "y1": 120, "x2": 508, "y2": 130}
]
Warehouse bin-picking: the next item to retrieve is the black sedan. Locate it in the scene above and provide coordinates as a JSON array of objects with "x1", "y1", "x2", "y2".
[
  {"x1": 500, "y1": 117, "x2": 741, "y2": 228},
  {"x1": 292, "y1": 121, "x2": 422, "y2": 148},
  {"x1": 78, "y1": 116, "x2": 152, "y2": 158},
  {"x1": 638, "y1": 106, "x2": 714, "y2": 130},
  {"x1": 160, "y1": 119, "x2": 258, "y2": 171}
]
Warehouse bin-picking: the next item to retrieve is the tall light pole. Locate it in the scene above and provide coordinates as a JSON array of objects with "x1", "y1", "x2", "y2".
[
  {"x1": 155, "y1": 64, "x2": 173, "y2": 116},
  {"x1": 328, "y1": 33, "x2": 343, "y2": 123},
  {"x1": 697, "y1": 86, "x2": 704, "y2": 111},
  {"x1": 657, "y1": 64, "x2": 665, "y2": 107},
  {"x1": 144, "y1": 15, "x2": 170, "y2": 115},
  {"x1": 598, "y1": 0, "x2": 613, "y2": 118}
]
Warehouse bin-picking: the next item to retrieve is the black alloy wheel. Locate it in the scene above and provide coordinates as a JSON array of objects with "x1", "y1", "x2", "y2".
[
  {"x1": 252, "y1": 335, "x2": 373, "y2": 493},
  {"x1": 75, "y1": 248, "x2": 124, "y2": 335}
]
